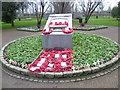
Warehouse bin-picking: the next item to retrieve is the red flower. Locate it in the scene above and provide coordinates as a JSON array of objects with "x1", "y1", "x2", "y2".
[
  {"x1": 64, "y1": 21, "x2": 68, "y2": 25},
  {"x1": 49, "y1": 22, "x2": 53, "y2": 25},
  {"x1": 42, "y1": 28, "x2": 52, "y2": 35},
  {"x1": 59, "y1": 22, "x2": 62, "y2": 25},
  {"x1": 62, "y1": 27, "x2": 74, "y2": 34},
  {"x1": 28, "y1": 49, "x2": 73, "y2": 73}
]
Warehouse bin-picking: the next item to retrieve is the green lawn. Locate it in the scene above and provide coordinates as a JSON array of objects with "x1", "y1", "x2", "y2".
[
  {"x1": 2, "y1": 17, "x2": 119, "y2": 29},
  {"x1": 14, "y1": 18, "x2": 36, "y2": 22},
  {"x1": 84, "y1": 16, "x2": 114, "y2": 19},
  {"x1": 73, "y1": 19, "x2": 119, "y2": 26},
  {"x1": 2, "y1": 20, "x2": 46, "y2": 29},
  {"x1": 14, "y1": 18, "x2": 46, "y2": 22},
  {"x1": 88, "y1": 19, "x2": 119, "y2": 26}
]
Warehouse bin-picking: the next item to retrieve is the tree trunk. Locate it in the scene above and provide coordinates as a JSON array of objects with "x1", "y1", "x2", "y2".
[
  {"x1": 37, "y1": 21, "x2": 41, "y2": 28},
  {"x1": 11, "y1": 21, "x2": 14, "y2": 27},
  {"x1": 84, "y1": 17, "x2": 89, "y2": 24},
  {"x1": 19, "y1": 18, "x2": 21, "y2": 21},
  {"x1": 37, "y1": 13, "x2": 43, "y2": 28}
]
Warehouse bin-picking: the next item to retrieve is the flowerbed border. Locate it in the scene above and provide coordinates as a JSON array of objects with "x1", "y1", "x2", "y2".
[
  {"x1": 73, "y1": 25, "x2": 108, "y2": 31},
  {"x1": 0, "y1": 33, "x2": 120, "y2": 79},
  {"x1": 17, "y1": 27, "x2": 43, "y2": 32}
]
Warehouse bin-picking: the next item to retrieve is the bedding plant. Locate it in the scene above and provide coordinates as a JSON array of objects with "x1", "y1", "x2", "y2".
[{"x1": 4, "y1": 33, "x2": 119, "y2": 70}]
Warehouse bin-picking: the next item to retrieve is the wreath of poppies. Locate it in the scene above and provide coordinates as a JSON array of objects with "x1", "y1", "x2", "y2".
[
  {"x1": 28, "y1": 49, "x2": 73, "y2": 73},
  {"x1": 42, "y1": 28, "x2": 52, "y2": 35},
  {"x1": 49, "y1": 21, "x2": 68, "y2": 26},
  {"x1": 62, "y1": 27, "x2": 74, "y2": 34}
]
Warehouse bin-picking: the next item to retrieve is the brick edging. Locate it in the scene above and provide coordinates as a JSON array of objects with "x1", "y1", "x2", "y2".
[
  {"x1": 0, "y1": 34, "x2": 120, "y2": 79},
  {"x1": 73, "y1": 26, "x2": 108, "y2": 31},
  {"x1": 2, "y1": 59, "x2": 120, "y2": 83}
]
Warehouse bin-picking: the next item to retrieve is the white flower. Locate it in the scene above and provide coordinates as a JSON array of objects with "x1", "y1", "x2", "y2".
[
  {"x1": 97, "y1": 60, "x2": 100, "y2": 65},
  {"x1": 93, "y1": 62, "x2": 97, "y2": 66},
  {"x1": 86, "y1": 63, "x2": 90, "y2": 67},
  {"x1": 65, "y1": 27, "x2": 70, "y2": 32}
]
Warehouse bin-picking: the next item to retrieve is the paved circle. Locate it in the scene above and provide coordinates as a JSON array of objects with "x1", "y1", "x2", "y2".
[{"x1": 1, "y1": 26, "x2": 119, "y2": 88}]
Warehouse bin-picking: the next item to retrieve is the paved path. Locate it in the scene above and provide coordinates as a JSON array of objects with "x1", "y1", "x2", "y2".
[{"x1": 1, "y1": 26, "x2": 119, "y2": 88}]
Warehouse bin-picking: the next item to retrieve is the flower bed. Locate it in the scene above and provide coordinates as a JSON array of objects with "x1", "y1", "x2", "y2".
[
  {"x1": 28, "y1": 49, "x2": 73, "y2": 73},
  {"x1": 2, "y1": 33, "x2": 119, "y2": 72},
  {"x1": 73, "y1": 25, "x2": 108, "y2": 31},
  {"x1": 72, "y1": 33, "x2": 119, "y2": 70},
  {"x1": 17, "y1": 26, "x2": 43, "y2": 32}
]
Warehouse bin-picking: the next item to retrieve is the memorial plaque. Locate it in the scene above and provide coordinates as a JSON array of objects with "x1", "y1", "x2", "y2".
[{"x1": 42, "y1": 14, "x2": 72, "y2": 49}]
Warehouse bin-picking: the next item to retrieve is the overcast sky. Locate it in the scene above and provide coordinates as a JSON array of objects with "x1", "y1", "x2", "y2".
[{"x1": 103, "y1": 0, "x2": 119, "y2": 10}]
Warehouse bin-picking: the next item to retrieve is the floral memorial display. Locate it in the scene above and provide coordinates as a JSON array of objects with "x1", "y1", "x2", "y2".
[
  {"x1": 4, "y1": 33, "x2": 119, "y2": 70},
  {"x1": 28, "y1": 49, "x2": 73, "y2": 73},
  {"x1": 28, "y1": 14, "x2": 74, "y2": 73},
  {"x1": 1, "y1": 14, "x2": 119, "y2": 80}
]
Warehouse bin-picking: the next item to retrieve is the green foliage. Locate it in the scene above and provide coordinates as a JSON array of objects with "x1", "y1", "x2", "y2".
[
  {"x1": 5, "y1": 35, "x2": 42, "y2": 65},
  {"x1": 118, "y1": 2, "x2": 120, "y2": 17},
  {"x1": 111, "y1": 7, "x2": 118, "y2": 18},
  {"x1": 2, "y1": 2, "x2": 19, "y2": 27},
  {"x1": 72, "y1": 33, "x2": 119, "y2": 68},
  {"x1": 5, "y1": 33, "x2": 119, "y2": 67},
  {"x1": 111, "y1": 1, "x2": 120, "y2": 18}
]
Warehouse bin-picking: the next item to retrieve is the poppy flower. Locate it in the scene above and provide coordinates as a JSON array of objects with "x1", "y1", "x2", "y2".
[
  {"x1": 62, "y1": 27, "x2": 74, "y2": 34},
  {"x1": 42, "y1": 28, "x2": 52, "y2": 35}
]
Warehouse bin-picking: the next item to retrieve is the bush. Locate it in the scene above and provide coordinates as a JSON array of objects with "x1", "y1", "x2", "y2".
[
  {"x1": 111, "y1": 1, "x2": 120, "y2": 18},
  {"x1": 111, "y1": 7, "x2": 118, "y2": 18}
]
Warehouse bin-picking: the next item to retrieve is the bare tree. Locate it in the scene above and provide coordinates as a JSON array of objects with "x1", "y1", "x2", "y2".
[
  {"x1": 51, "y1": 2, "x2": 74, "y2": 14},
  {"x1": 78, "y1": 0, "x2": 102, "y2": 25},
  {"x1": 96, "y1": 1, "x2": 104, "y2": 16},
  {"x1": 28, "y1": 2, "x2": 36, "y2": 14},
  {"x1": 18, "y1": 2, "x2": 29, "y2": 14},
  {"x1": 33, "y1": 0, "x2": 50, "y2": 28},
  {"x1": 17, "y1": 2, "x2": 29, "y2": 21}
]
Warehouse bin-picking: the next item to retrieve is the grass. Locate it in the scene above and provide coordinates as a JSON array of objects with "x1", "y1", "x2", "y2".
[
  {"x1": 14, "y1": 18, "x2": 46, "y2": 22},
  {"x1": 83, "y1": 16, "x2": 115, "y2": 19},
  {"x1": 88, "y1": 19, "x2": 119, "y2": 26},
  {"x1": 5, "y1": 33, "x2": 119, "y2": 69},
  {"x1": 14, "y1": 18, "x2": 36, "y2": 22},
  {"x1": 73, "y1": 19, "x2": 119, "y2": 26},
  {"x1": 2, "y1": 16, "x2": 119, "y2": 29},
  {"x1": 2, "y1": 20, "x2": 46, "y2": 29}
]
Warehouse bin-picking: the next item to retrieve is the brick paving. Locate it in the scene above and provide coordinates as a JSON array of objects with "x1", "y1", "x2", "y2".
[{"x1": 1, "y1": 26, "x2": 119, "y2": 88}]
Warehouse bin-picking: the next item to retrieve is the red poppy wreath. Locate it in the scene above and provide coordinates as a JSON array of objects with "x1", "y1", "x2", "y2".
[
  {"x1": 62, "y1": 27, "x2": 74, "y2": 34},
  {"x1": 42, "y1": 28, "x2": 52, "y2": 35}
]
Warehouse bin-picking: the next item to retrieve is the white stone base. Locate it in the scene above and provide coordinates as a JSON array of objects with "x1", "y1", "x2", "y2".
[{"x1": 42, "y1": 32, "x2": 72, "y2": 49}]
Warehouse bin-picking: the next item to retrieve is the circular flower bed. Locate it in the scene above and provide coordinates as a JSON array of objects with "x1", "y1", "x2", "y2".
[{"x1": 2, "y1": 33, "x2": 119, "y2": 73}]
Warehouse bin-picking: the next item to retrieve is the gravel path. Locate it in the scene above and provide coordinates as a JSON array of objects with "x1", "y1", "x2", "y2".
[{"x1": 1, "y1": 26, "x2": 119, "y2": 88}]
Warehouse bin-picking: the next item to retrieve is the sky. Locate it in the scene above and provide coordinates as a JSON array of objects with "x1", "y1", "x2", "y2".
[
  {"x1": 35, "y1": 0, "x2": 120, "y2": 10},
  {"x1": 103, "y1": 0, "x2": 119, "y2": 10},
  {"x1": 3, "y1": 0, "x2": 118, "y2": 10}
]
